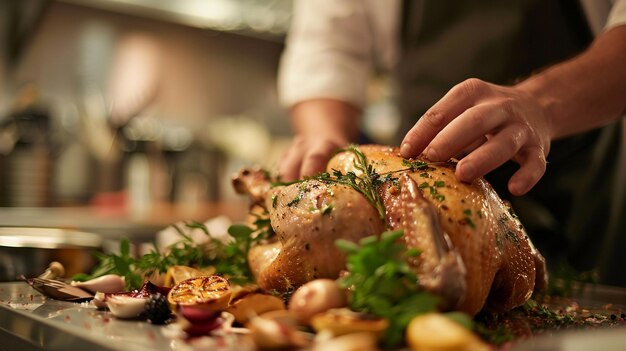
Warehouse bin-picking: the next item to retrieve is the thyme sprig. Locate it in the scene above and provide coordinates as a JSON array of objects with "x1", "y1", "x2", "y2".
[
  {"x1": 315, "y1": 145, "x2": 388, "y2": 221},
  {"x1": 402, "y1": 158, "x2": 432, "y2": 171},
  {"x1": 274, "y1": 145, "x2": 441, "y2": 223}
]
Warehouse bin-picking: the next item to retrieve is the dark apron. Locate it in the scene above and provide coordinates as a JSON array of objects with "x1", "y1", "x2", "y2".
[{"x1": 396, "y1": 0, "x2": 626, "y2": 286}]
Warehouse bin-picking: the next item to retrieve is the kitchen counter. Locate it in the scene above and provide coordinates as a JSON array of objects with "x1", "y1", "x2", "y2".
[
  {"x1": 0, "y1": 203, "x2": 253, "y2": 349},
  {"x1": 0, "y1": 281, "x2": 170, "y2": 351},
  {"x1": 2, "y1": 280, "x2": 626, "y2": 351},
  {"x1": 0, "y1": 282, "x2": 248, "y2": 351}
]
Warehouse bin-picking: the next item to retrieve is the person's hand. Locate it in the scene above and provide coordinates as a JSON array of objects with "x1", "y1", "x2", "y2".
[
  {"x1": 279, "y1": 99, "x2": 360, "y2": 182},
  {"x1": 400, "y1": 78, "x2": 553, "y2": 196},
  {"x1": 279, "y1": 134, "x2": 349, "y2": 182}
]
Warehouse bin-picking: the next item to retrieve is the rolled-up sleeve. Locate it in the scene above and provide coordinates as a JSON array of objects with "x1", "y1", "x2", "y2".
[{"x1": 278, "y1": 0, "x2": 374, "y2": 109}]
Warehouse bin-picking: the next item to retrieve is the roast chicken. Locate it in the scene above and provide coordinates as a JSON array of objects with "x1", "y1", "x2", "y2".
[{"x1": 233, "y1": 145, "x2": 547, "y2": 316}]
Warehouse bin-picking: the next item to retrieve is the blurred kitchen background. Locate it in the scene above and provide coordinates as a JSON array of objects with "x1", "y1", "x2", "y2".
[
  {"x1": 0, "y1": 0, "x2": 293, "y2": 208},
  {"x1": 0, "y1": 0, "x2": 400, "y2": 259}
]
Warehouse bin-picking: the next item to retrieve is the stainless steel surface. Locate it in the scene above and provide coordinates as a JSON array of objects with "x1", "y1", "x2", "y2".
[
  {"x1": 0, "y1": 282, "x2": 170, "y2": 351},
  {"x1": 511, "y1": 328, "x2": 626, "y2": 351},
  {"x1": 0, "y1": 204, "x2": 248, "y2": 281},
  {"x1": 0, "y1": 227, "x2": 102, "y2": 282},
  {"x1": 0, "y1": 227, "x2": 102, "y2": 248},
  {"x1": 0, "y1": 282, "x2": 243, "y2": 351},
  {"x1": 571, "y1": 283, "x2": 626, "y2": 310},
  {"x1": 0, "y1": 204, "x2": 247, "y2": 242},
  {"x1": 0, "y1": 207, "x2": 168, "y2": 242},
  {"x1": 1, "y1": 281, "x2": 625, "y2": 351},
  {"x1": 509, "y1": 284, "x2": 626, "y2": 351}
]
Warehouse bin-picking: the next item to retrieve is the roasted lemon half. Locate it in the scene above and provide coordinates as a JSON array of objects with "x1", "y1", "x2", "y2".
[{"x1": 167, "y1": 275, "x2": 231, "y2": 311}]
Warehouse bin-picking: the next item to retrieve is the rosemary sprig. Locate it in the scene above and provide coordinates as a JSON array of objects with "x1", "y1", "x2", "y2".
[
  {"x1": 270, "y1": 146, "x2": 389, "y2": 222},
  {"x1": 302, "y1": 145, "x2": 441, "y2": 223},
  {"x1": 345, "y1": 145, "x2": 388, "y2": 221}
]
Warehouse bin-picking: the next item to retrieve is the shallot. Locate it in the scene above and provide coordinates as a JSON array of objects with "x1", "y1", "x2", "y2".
[{"x1": 71, "y1": 274, "x2": 125, "y2": 293}]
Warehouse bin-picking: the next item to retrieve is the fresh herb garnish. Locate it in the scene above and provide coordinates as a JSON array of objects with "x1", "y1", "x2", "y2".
[
  {"x1": 287, "y1": 186, "x2": 306, "y2": 207},
  {"x1": 417, "y1": 180, "x2": 447, "y2": 202},
  {"x1": 72, "y1": 237, "x2": 145, "y2": 290},
  {"x1": 332, "y1": 145, "x2": 388, "y2": 221},
  {"x1": 321, "y1": 203, "x2": 334, "y2": 215},
  {"x1": 273, "y1": 145, "x2": 441, "y2": 224},
  {"x1": 462, "y1": 217, "x2": 476, "y2": 229},
  {"x1": 294, "y1": 147, "x2": 388, "y2": 221},
  {"x1": 461, "y1": 210, "x2": 476, "y2": 229},
  {"x1": 336, "y1": 230, "x2": 440, "y2": 346},
  {"x1": 474, "y1": 319, "x2": 517, "y2": 345},
  {"x1": 75, "y1": 217, "x2": 273, "y2": 289},
  {"x1": 543, "y1": 260, "x2": 598, "y2": 297},
  {"x1": 474, "y1": 296, "x2": 625, "y2": 346},
  {"x1": 402, "y1": 159, "x2": 430, "y2": 171}
]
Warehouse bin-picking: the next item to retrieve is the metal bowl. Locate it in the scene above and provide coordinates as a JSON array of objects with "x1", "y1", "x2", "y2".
[{"x1": 0, "y1": 227, "x2": 103, "y2": 281}]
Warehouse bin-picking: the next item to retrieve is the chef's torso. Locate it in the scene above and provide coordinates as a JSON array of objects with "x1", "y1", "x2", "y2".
[
  {"x1": 396, "y1": 0, "x2": 592, "y2": 132},
  {"x1": 395, "y1": 0, "x2": 625, "y2": 286}
]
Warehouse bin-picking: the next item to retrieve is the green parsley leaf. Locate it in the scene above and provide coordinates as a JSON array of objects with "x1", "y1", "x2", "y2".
[
  {"x1": 336, "y1": 230, "x2": 439, "y2": 346},
  {"x1": 76, "y1": 217, "x2": 274, "y2": 289}
]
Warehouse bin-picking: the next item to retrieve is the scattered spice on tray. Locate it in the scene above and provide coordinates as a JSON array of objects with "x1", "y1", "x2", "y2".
[{"x1": 474, "y1": 296, "x2": 625, "y2": 347}]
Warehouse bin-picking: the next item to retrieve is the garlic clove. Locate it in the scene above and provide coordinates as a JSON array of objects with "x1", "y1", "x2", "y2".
[
  {"x1": 106, "y1": 295, "x2": 147, "y2": 319},
  {"x1": 92, "y1": 291, "x2": 108, "y2": 309}
]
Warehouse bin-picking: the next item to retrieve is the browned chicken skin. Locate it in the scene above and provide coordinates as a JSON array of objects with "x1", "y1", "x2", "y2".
[{"x1": 234, "y1": 145, "x2": 547, "y2": 315}]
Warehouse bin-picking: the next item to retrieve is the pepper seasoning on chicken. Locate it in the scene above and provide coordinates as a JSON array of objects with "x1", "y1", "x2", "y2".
[{"x1": 233, "y1": 145, "x2": 547, "y2": 316}]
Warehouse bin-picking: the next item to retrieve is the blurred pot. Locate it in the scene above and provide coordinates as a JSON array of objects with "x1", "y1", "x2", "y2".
[{"x1": 0, "y1": 227, "x2": 102, "y2": 281}]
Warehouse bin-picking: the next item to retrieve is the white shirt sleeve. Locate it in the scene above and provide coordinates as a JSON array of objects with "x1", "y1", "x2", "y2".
[
  {"x1": 279, "y1": 0, "x2": 623, "y2": 109},
  {"x1": 277, "y1": 0, "x2": 375, "y2": 109},
  {"x1": 607, "y1": 0, "x2": 626, "y2": 29}
]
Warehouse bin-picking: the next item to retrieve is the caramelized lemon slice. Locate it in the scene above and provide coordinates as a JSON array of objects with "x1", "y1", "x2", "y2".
[{"x1": 167, "y1": 275, "x2": 231, "y2": 311}]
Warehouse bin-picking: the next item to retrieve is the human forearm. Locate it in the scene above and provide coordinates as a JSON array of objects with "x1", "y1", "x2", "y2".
[
  {"x1": 290, "y1": 98, "x2": 361, "y2": 141},
  {"x1": 400, "y1": 25, "x2": 626, "y2": 196},
  {"x1": 279, "y1": 99, "x2": 361, "y2": 181},
  {"x1": 517, "y1": 25, "x2": 626, "y2": 139}
]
